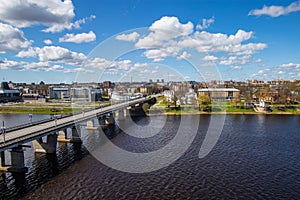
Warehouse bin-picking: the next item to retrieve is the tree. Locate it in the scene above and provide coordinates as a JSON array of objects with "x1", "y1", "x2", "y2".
[
  {"x1": 142, "y1": 103, "x2": 150, "y2": 113},
  {"x1": 231, "y1": 96, "x2": 241, "y2": 108},
  {"x1": 198, "y1": 95, "x2": 211, "y2": 111}
]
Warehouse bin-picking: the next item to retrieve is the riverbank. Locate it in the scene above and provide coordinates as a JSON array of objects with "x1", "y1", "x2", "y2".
[
  {"x1": 148, "y1": 111, "x2": 300, "y2": 116},
  {"x1": 1, "y1": 103, "x2": 299, "y2": 115}
]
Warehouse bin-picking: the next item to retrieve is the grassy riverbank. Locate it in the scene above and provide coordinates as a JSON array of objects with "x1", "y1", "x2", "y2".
[{"x1": 150, "y1": 100, "x2": 300, "y2": 115}]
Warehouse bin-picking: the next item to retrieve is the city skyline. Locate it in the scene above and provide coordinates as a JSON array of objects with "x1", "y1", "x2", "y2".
[{"x1": 1, "y1": 0, "x2": 300, "y2": 83}]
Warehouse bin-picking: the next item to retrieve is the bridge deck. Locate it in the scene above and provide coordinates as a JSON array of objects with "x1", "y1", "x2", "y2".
[{"x1": 0, "y1": 96, "x2": 157, "y2": 152}]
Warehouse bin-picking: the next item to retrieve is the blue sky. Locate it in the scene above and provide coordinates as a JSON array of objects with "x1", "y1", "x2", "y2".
[{"x1": 0, "y1": 0, "x2": 300, "y2": 83}]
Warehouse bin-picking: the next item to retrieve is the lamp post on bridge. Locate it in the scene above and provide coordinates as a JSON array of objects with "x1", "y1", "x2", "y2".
[
  {"x1": 28, "y1": 113, "x2": 33, "y2": 124},
  {"x1": 0, "y1": 121, "x2": 6, "y2": 143}
]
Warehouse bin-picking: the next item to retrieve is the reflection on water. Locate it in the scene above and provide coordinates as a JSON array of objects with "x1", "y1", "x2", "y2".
[{"x1": 0, "y1": 114, "x2": 299, "y2": 199}]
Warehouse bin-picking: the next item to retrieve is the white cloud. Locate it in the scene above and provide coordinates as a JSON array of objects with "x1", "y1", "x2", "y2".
[
  {"x1": 0, "y1": 22, "x2": 31, "y2": 53},
  {"x1": 251, "y1": 62, "x2": 300, "y2": 80},
  {"x1": 0, "y1": 58, "x2": 93, "y2": 73},
  {"x1": 249, "y1": 1, "x2": 300, "y2": 17},
  {"x1": 0, "y1": 59, "x2": 26, "y2": 70},
  {"x1": 136, "y1": 16, "x2": 193, "y2": 48},
  {"x1": 44, "y1": 39, "x2": 52, "y2": 45},
  {"x1": 0, "y1": 0, "x2": 96, "y2": 33},
  {"x1": 14, "y1": 45, "x2": 145, "y2": 72},
  {"x1": 59, "y1": 31, "x2": 96, "y2": 43},
  {"x1": 280, "y1": 62, "x2": 300, "y2": 68},
  {"x1": 177, "y1": 51, "x2": 191, "y2": 60},
  {"x1": 179, "y1": 29, "x2": 266, "y2": 55},
  {"x1": 230, "y1": 66, "x2": 242, "y2": 70},
  {"x1": 133, "y1": 16, "x2": 266, "y2": 62},
  {"x1": 115, "y1": 32, "x2": 140, "y2": 42},
  {"x1": 219, "y1": 55, "x2": 252, "y2": 65},
  {"x1": 203, "y1": 55, "x2": 218, "y2": 62},
  {"x1": 0, "y1": 0, "x2": 74, "y2": 32},
  {"x1": 196, "y1": 17, "x2": 215, "y2": 30}
]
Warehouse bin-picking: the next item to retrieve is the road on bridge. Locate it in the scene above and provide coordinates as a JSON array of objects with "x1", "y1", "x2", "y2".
[{"x1": 0, "y1": 95, "x2": 160, "y2": 152}]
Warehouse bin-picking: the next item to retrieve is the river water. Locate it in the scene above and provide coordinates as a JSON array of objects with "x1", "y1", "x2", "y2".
[{"x1": 0, "y1": 114, "x2": 300, "y2": 199}]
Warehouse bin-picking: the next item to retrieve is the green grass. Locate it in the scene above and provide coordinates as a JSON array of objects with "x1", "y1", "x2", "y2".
[{"x1": 0, "y1": 107, "x2": 80, "y2": 114}]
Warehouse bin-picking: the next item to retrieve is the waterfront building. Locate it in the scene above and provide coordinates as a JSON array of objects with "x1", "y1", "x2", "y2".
[
  {"x1": 184, "y1": 88, "x2": 198, "y2": 105},
  {"x1": 163, "y1": 90, "x2": 175, "y2": 102},
  {"x1": 0, "y1": 82, "x2": 22, "y2": 103},
  {"x1": 198, "y1": 88, "x2": 240, "y2": 100},
  {"x1": 111, "y1": 91, "x2": 130, "y2": 101},
  {"x1": 71, "y1": 87, "x2": 102, "y2": 102},
  {"x1": 49, "y1": 87, "x2": 70, "y2": 100}
]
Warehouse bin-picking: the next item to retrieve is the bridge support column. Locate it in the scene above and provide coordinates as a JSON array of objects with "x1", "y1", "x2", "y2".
[
  {"x1": 71, "y1": 126, "x2": 81, "y2": 143},
  {"x1": 118, "y1": 109, "x2": 125, "y2": 121},
  {"x1": 33, "y1": 133, "x2": 58, "y2": 154},
  {"x1": 0, "y1": 151, "x2": 5, "y2": 167},
  {"x1": 58, "y1": 129, "x2": 70, "y2": 142},
  {"x1": 86, "y1": 120, "x2": 97, "y2": 130},
  {"x1": 106, "y1": 113, "x2": 115, "y2": 125},
  {"x1": 98, "y1": 116, "x2": 106, "y2": 129},
  {"x1": 8, "y1": 146, "x2": 28, "y2": 173},
  {"x1": 125, "y1": 108, "x2": 130, "y2": 117}
]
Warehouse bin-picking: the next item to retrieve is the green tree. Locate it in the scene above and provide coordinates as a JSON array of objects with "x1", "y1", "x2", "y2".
[
  {"x1": 198, "y1": 95, "x2": 211, "y2": 111},
  {"x1": 142, "y1": 103, "x2": 150, "y2": 113}
]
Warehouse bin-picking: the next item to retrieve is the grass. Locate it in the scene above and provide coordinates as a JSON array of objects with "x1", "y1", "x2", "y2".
[{"x1": 0, "y1": 107, "x2": 81, "y2": 114}]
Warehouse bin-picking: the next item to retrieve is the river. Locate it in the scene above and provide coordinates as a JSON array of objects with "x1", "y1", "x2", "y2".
[{"x1": 0, "y1": 114, "x2": 300, "y2": 199}]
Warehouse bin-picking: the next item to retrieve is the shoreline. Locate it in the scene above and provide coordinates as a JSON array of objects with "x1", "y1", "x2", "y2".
[{"x1": 148, "y1": 111, "x2": 300, "y2": 116}]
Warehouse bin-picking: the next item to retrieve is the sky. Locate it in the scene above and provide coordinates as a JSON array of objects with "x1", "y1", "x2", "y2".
[{"x1": 0, "y1": 0, "x2": 300, "y2": 83}]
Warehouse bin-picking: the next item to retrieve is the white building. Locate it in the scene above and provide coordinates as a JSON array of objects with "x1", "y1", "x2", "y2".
[
  {"x1": 184, "y1": 88, "x2": 198, "y2": 105},
  {"x1": 71, "y1": 87, "x2": 101, "y2": 102},
  {"x1": 49, "y1": 87, "x2": 70, "y2": 99},
  {"x1": 163, "y1": 90, "x2": 175, "y2": 102}
]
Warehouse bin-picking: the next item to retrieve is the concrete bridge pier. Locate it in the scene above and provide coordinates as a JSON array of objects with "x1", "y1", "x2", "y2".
[
  {"x1": 71, "y1": 125, "x2": 82, "y2": 143},
  {"x1": 32, "y1": 133, "x2": 58, "y2": 154},
  {"x1": 86, "y1": 120, "x2": 97, "y2": 130},
  {"x1": 0, "y1": 151, "x2": 5, "y2": 167},
  {"x1": 118, "y1": 109, "x2": 125, "y2": 121},
  {"x1": 98, "y1": 116, "x2": 107, "y2": 130},
  {"x1": 106, "y1": 113, "x2": 115, "y2": 125},
  {"x1": 9, "y1": 146, "x2": 28, "y2": 173},
  {"x1": 58, "y1": 129, "x2": 70, "y2": 142}
]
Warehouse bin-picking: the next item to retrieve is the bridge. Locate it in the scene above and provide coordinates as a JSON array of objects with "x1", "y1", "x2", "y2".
[{"x1": 0, "y1": 95, "x2": 158, "y2": 172}]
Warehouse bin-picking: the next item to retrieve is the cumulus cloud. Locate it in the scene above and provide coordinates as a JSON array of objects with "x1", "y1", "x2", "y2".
[
  {"x1": 203, "y1": 55, "x2": 218, "y2": 62},
  {"x1": 115, "y1": 32, "x2": 140, "y2": 42},
  {"x1": 59, "y1": 31, "x2": 96, "y2": 43},
  {"x1": 249, "y1": 1, "x2": 300, "y2": 17},
  {"x1": 0, "y1": 23, "x2": 31, "y2": 53},
  {"x1": 196, "y1": 17, "x2": 215, "y2": 30},
  {"x1": 43, "y1": 39, "x2": 52, "y2": 45},
  {"x1": 132, "y1": 16, "x2": 266, "y2": 63},
  {"x1": 15, "y1": 45, "x2": 146, "y2": 72},
  {"x1": 0, "y1": 58, "x2": 94, "y2": 73},
  {"x1": 179, "y1": 29, "x2": 266, "y2": 55},
  {"x1": 230, "y1": 66, "x2": 242, "y2": 70},
  {"x1": 0, "y1": 0, "x2": 96, "y2": 33},
  {"x1": 251, "y1": 62, "x2": 300, "y2": 80},
  {"x1": 136, "y1": 16, "x2": 193, "y2": 48}
]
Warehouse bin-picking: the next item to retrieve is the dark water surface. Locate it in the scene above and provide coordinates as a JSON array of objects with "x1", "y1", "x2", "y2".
[{"x1": 0, "y1": 114, "x2": 300, "y2": 199}]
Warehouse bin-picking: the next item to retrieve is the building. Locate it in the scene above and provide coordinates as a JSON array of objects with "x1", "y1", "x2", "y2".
[
  {"x1": 163, "y1": 90, "x2": 175, "y2": 102},
  {"x1": 198, "y1": 88, "x2": 240, "y2": 100},
  {"x1": 49, "y1": 87, "x2": 70, "y2": 100},
  {"x1": 0, "y1": 82, "x2": 22, "y2": 103},
  {"x1": 70, "y1": 87, "x2": 101, "y2": 102},
  {"x1": 111, "y1": 91, "x2": 130, "y2": 101},
  {"x1": 184, "y1": 88, "x2": 198, "y2": 105}
]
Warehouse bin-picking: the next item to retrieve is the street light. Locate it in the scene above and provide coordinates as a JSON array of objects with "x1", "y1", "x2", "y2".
[
  {"x1": 28, "y1": 113, "x2": 33, "y2": 123},
  {"x1": 0, "y1": 121, "x2": 6, "y2": 143}
]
